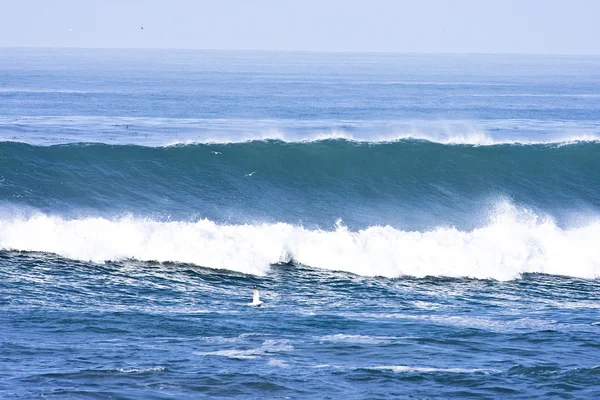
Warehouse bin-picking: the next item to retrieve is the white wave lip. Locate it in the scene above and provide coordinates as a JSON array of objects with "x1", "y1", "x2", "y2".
[{"x1": 0, "y1": 205, "x2": 599, "y2": 280}]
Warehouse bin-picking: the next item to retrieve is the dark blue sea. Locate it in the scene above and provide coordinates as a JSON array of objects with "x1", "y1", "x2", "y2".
[{"x1": 1, "y1": 48, "x2": 600, "y2": 399}]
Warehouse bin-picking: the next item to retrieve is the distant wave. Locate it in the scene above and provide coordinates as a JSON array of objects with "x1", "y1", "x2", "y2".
[
  {"x1": 1, "y1": 204, "x2": 598, "y2": 280},
  {"x1": 1, "y1": 116, "x2": 598, "y2": 146},
  {"x1": 2, "y1": 130, "x2": 599, "y2": 146},
  {"x1": 164, "y1": 131, "x2": 600, "y2": 146}
]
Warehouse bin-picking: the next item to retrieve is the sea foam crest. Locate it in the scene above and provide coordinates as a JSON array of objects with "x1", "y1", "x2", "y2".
[
  {"x1": 0, "y1": 204, "x2": 598, "y2": 281},
  {"x1": 167, "y1": 130, "x2": 600, "y2": 146},
  {"x1": 2, "y1": 116, "x2": 599, "y2": 146}
]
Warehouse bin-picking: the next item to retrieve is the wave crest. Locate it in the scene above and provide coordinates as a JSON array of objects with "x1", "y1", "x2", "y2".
[{"x1": 2, "y1": 116, "x2": 599, "y2": 146}]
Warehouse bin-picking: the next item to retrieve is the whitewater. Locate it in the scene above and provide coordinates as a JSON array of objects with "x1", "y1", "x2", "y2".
[
  {"x1": 2, "y1": 204, "x2": 599, "y2": 280},
  {"x1": 1, "y1": 49, "x2": 600, "y2": 399}
]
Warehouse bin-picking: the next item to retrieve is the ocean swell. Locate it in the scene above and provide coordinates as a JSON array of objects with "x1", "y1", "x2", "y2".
[{"x1": 1, "y1": 140, "x2": 599, "y2": 230}]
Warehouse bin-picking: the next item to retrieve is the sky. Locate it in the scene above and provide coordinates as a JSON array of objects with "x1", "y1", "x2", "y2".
[{"x1": 0, "y1": 0, "x2": 599, "y2": 54}]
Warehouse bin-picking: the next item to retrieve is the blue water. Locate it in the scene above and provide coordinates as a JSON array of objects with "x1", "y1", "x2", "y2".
[{"x1": 1, "y1": 48, "x2": 600, "y2": 399}]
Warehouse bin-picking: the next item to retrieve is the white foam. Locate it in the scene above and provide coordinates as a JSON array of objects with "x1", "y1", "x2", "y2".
[
  {"x1": 118, "y1": 366, "x2": 165, "y2": 373},
  {"x1": 267, "y1": 359, "x2": 289, "y2": 368},
  {"x1": 309, "y1": 364, "x2": 500, "y2": 373},
  {"x1": 1, "y1": 203, "x2": 599, "y2": 280},
  {"x1": 194, "y1": 349, "x2": 259, "y2": 359},
  {"x1": 194, "y1": 340, "x2": 293, "y2": 359},
  {"x1": 199, "y1": 336, "x2": 240, "y2": 344},
  {"x1": 317, "y1": 334, "x2": 396, "y2": 344},
  {"x1": 371, "y1": 365, "x2": 499, "y2": 374}
]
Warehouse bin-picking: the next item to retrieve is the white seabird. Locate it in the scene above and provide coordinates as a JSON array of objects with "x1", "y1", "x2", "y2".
[
  {"x1": 244, "y1": 171, "x2": 257, "y2": 177},
  {"x1": 249, "y1": 286, "x2": 263, "y2": 307}
]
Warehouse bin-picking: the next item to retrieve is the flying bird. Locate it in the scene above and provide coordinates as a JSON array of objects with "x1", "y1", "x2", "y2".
[
  {"x1": 210, "y1": 151, "x2": 222, "y2": 155},
  {"x1": 244, "y1": 171, "x2": 257, "y2": 177}
]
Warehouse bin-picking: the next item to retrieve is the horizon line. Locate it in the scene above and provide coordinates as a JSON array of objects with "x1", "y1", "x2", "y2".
[{"x1": 2, "y1": 46, "x2": 600, "y2": 57}]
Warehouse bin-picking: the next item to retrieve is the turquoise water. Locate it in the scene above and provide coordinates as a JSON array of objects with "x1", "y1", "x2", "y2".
[{"x1": 1, "y1": 49, "x2": 600, "y2": 399}]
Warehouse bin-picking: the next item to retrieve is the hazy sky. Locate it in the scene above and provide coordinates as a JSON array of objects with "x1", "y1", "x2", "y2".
[{"x1": 1, "y1": 0, "x2": 599, "y2": 54}]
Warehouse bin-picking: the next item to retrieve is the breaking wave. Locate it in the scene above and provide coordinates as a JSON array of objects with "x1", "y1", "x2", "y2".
[{"x1": 1, "y1": 203, "x2": 598, "y2": 281}]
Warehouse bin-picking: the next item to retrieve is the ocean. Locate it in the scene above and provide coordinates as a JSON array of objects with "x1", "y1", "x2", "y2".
[{"x1": 1, "y1": 48, "x2": 599, "y2": 399}]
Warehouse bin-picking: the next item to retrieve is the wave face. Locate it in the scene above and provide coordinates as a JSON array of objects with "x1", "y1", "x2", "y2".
[
  {"x1": 1, "y1": 140, "x2": 599, "y2": 230},
  {"x1": 2, "y1": 139, "x2": 600, "y2": 279}
]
